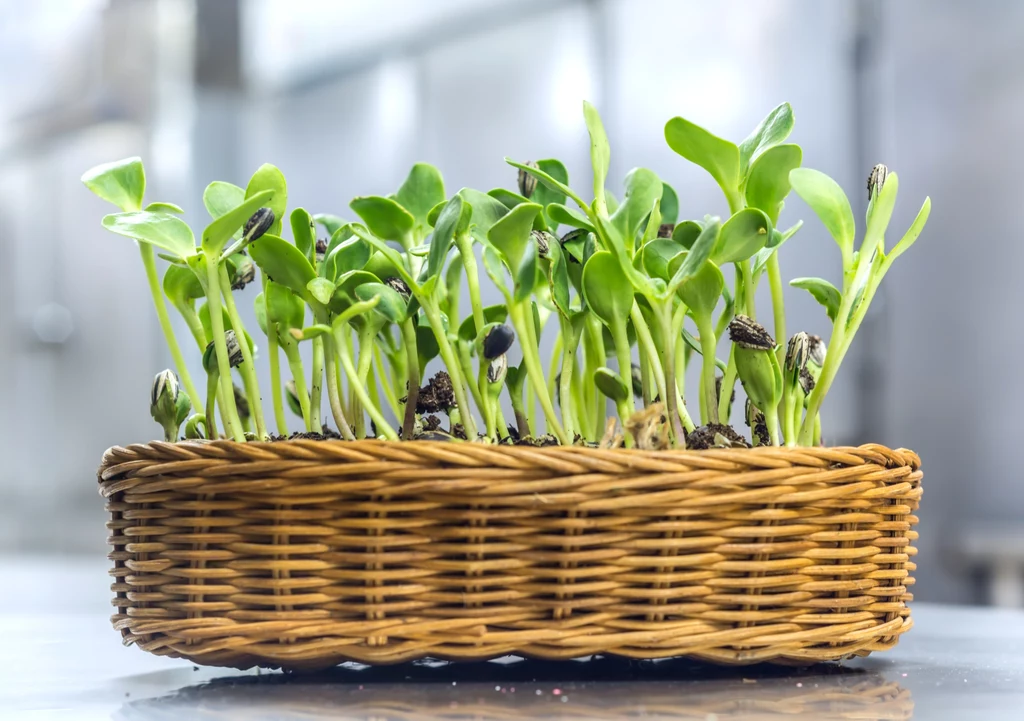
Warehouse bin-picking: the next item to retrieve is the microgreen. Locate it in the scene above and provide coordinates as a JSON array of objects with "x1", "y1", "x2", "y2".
[{"x1": 87, "y1": 100, "x2": 928, "y2": 449}]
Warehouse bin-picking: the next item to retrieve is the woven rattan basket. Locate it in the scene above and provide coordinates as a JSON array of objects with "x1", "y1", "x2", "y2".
[{"x1": 98, "y1": 440, "x2": 922, "y2": 670}]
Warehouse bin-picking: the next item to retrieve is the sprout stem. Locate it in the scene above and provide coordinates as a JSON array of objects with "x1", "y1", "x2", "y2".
[
  {"x1": 609, "y1": 320, "x2": 635, "y2": 421},
  {"x1": 767, "y1": 254, "x2": 788, "y2": 442},
  {"x1": 400, "y1": 318, "x2": 420, "y2": 440},
  {"x1": 282, "y1": 342, "x2": 312, "y2": 432},
  {"x1": 655, "y1": 304, "x2": 687, "y2": 445},
  {"x1": 456, "y1": 233, "x2": 486, "y2": 337},
  {"x1": 323, "y1": 336, "x2": 356, "y2": 440},
  {"x1": 310, "y1": 336, "x2": 325, "y2": 434},
  {"x1": 422, "y1": 305, "x2": 478, "y2": 438},
  {"x1": 141, "y1": 244, "x2": 201, "y2": 405},
  {"x1": 268, "y1": 328, "x2": 288, "y2": 436},
  {"x1": 740, "y1": 261, "x2": 756, "y2": 319},
  {"x1": 333, "y1": 325, "x2": 398, "y2": 440},
  {"x1": 583, "y1": 315, "x2": 605, "y2": 440},
  {"x1": 512, "y1": 303, "x2": 569, "y2": 444},
  {"x1": 218, "y1": 265, "x2": 268, "y2": 439},
  {"x1": 695, "y1": 315, "x2": 720, "y2": 425},
  {"x1": 205, "y1": 371, "x2": 219, "y2": 439},
  {"x1": 204, "y1": 259, "x2": 245, "y2": 442},
  {"x1": 557, "y1": 314, "x2": 578, "y2": 439},
  {"x1": 718, "y1": 348, "x2": 737, "y2": 422},
  {"x1": 374, "y1": 345, "x2": 402, "y2": 420}
]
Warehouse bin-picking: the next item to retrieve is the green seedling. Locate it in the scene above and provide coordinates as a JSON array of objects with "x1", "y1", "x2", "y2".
[{"x1": 87, "y1": 101, "x2": 927, "y2": 450}]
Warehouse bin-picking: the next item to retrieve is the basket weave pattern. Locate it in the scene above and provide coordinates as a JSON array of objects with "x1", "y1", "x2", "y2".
[{"x1": 98, "y1": 441, "x2": 921, "y2": 669}]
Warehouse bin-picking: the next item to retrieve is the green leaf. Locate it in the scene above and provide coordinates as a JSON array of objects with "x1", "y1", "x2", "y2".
[
  {"x1": 641, "y1": 238, "x2": 681, "y2": 282},
  {"x1": 324, "y1": 235, "x2": 370, "y2": 282},
  {"x1": 290, "y1": 208, "x2": 316, "y2": 262},
  {"x1": 660, "y1": 183, "x2": 679, "y2": 225},
  {"x1": 355, "y1": 282, "x2": 408, "y2": 323},
  {"x1": 203, "y1": 181, "x2": 245, "y2": 221},
  {"x1": 350, "y1": 196, "x2": 415, "y2": 241},
  {"x1": 546, "y1": 203, "x2": 595, "y2": 232},
  {"x1": 535, "y1": 159, "x2": 569, "y2": 221},
  {"x1": 674, "y1": 257, "x2": 724, "y2": 317},
  {"x1": 583, "y1": 101, "x2": 611, "y2": 209},
  {"x1": 314, "y1": 213, "x2": 347, "y2": 237},
  {"x1": 245, "y1": 163, "x2": 287, "y2": 236},
  {"x1": 145, "y1": 202, "x2": 183, "y2": 214},
  {"x1": 672, "y1": 220, "x2": 702, "y2": 249},
  {"x1": 458, "y1": 304, "x2": 508, "y2": 342},
  {"x1": 665, "y1": 218, "x2": 721, "y2": 297},
  {"x1": 332, "y1": 270, "x2": 382, "y2": 310},
  {"x1": 745, "y1": 144, "x2": 802, "y2": 224},
  {"x1": 791, "y1": 277, "x2": 841, "y2": 322},
  {"x1": 487, "y1": 202, "x2": 542, "y2": 272},
  {"x1": 640, "y1": 198, "x2": 663, "y2": 245},
  {"x1": 416, "y1": 315, "x2": 441, "y2": 365},
  {"x1": 248, "y1": 234, "x2": 318, "y2": 305},
  {"x1": 546, "y1": 239, "x2": 572, "y2": 318},
  {"x1": 102, "y1": 211, "x2": 197, "y2": 259},
  {"x1": 396, "y1": 163, "x2": 445, "y2": 227},
  {"x1": 426, "y1": 195, "x2": 462, "y2": 280},
  {"x1": 887, "y1": 196, "x2": 931, "y2": 264},
  {"x1": 348, "y1": 225, "x2": 418, "y2": 293},
  {"x1": 594, "y1": 367, "x2": 629, "y2": 403},
  {"x1": 739, "y1": 102, "x2": 795, "y2": 177},
  {"x1": 713, "y1": 207, "x2": 771, "y2": 265},
  {"x1": 201, "y1": 189, "x2": 275, "y2": 256},
  {"x1": 789, "y1": 168, "x2": 855, "y2": 258},
  {"x1": 459, "y1": 187, "x2": 511, "y2": 242},
  {"x1": 266, "y1": 280, "x2": 305, "y2": 331},
  {"x1": 81, "y1": 156, "x2": 145, "y2": 211},
  {"x1": 163, "y1": 264, "x2": 204, "y2": 304},
  {"x1": 514, "y1": 235, "x2": 538, "y2": 304},
  {"x1": 665, "y1": 117, "x2": 740, "y2": 202},
  {"x1": 611, "y1": 168, "x2": 663, "y2": 240},
  {"x1": 582, "y1": 251, "x2": 632, "y2": 327},
  {"x1": 752, "y1": 220, "x2": 803, "y2": 277},
  {"x1": 254, "y1": 291, "x2": 269, "y2": 335},
  {"x1": 306, "y1": 277, "x2": 335, "y2": 305},
  {"x1": 482, "y1": 245, "x2": 511, "y2": 301}
]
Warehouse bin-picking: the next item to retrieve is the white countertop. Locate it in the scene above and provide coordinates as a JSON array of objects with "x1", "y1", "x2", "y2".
[{"x1": 3, "y1": 555, "x2": 1023, "y2": 720}]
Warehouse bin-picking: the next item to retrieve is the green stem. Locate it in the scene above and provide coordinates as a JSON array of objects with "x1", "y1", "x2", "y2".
[
  {"x1": 400, "y1": 319, "x2": 420, "y2": 440},
  {"x1": 718, "y1": 347, "x2": 737, "y2": 422},
  {"x1": 656, "y1": 304, "x2": 688, "y2": 445},
  {"x1": 583, "y1": 314, "x2": 605, "y2": 440},
  {"x1": 333, "y1": 326, "x2": 398, "y2": 439},
  {"x1": 282, "y1": 342, "x2": 312, "y2": 432},
  {"x1": 630, "y1": 304, "x2": 668, "y2": 405},
  {"x1": 458, "y1": 340, "x2": 487, "y2": 421},
  {"x1": 548, "y1": 332, "x2": 563, "y2": 405},
  {"x1": 767, "y1": 253, "x2": 788, "y2": 442},
  {"x1": 203, "y1": 259, "x2": 244, "y2": 442},
  {"x1": 456, "y1": 233, "x2": 486, "y2": 338},
  {"x1": 695, "y1": 315, "x2": 720, "y2": 426},
  {"x1": 509, "y1": 376, "x2": 530, "y2": 439},
  {"x1": 205, "y1": 371, "x2": 219, "y2": 440},
  {"x1": 764, "y1": 406, "x2": 781, "y2": 446},
  {"x1": 813, "y1": 413, "x2": 822, "y2": 446},
  {"x1": 174, "y1": 301, "x2": 208, "y2": 349},
  {"x1": 741, "y1": 261, "x2": 756, "y2": 319},
  {"x1": 310, "y1": 336, "x2": 325, "y2": 434},
  {"x1": 268, "y1": 328, "x2": 288, "y2": 436},
  {"x1": 218, "y1": 265, "x2": 267, "y2": 439},
  {"x1": 323, "y1": 335, "x2": 356, "y2": 440},
  {"x1": 512, "y1": 303, "x2": 569, "y2": 444},
  {"x1": 557, "y1": 315, "x2": 578, "y2": 439},
  {"x1": 609, "y1": 320, "x2": 635, "y2": 422},
  {"x1": 141, "y1": 245, "x2": 201, "y2": 404},
  {"x1": 422, "y1": 304, "x2": 478, "y2": 439},
  {"x1": 374, "y1": 345, "x2": 402, "y2": 420}
]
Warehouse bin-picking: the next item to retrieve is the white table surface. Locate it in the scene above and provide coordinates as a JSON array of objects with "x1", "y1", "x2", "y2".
[{"x1": 3, "y1": 555, "x2": 1023, "y2": 720}]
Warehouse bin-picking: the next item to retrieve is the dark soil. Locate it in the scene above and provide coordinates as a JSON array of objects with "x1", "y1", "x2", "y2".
[
  {"x1": 416, "y1": 371, "x2": 456, "y2": 414},
  {"x1": 686, "y1": 423, "x2": 751, "y2": 450}
]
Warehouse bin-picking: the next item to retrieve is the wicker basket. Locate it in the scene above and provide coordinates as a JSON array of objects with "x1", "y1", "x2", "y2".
[{"x1": 98, "y1": 440, "x2": 921, "y2": 670}]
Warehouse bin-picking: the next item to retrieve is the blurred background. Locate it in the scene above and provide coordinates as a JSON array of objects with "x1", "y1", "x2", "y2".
[{"x1": 0, "y1": 0, "x2": 1017, "y2": 608}]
